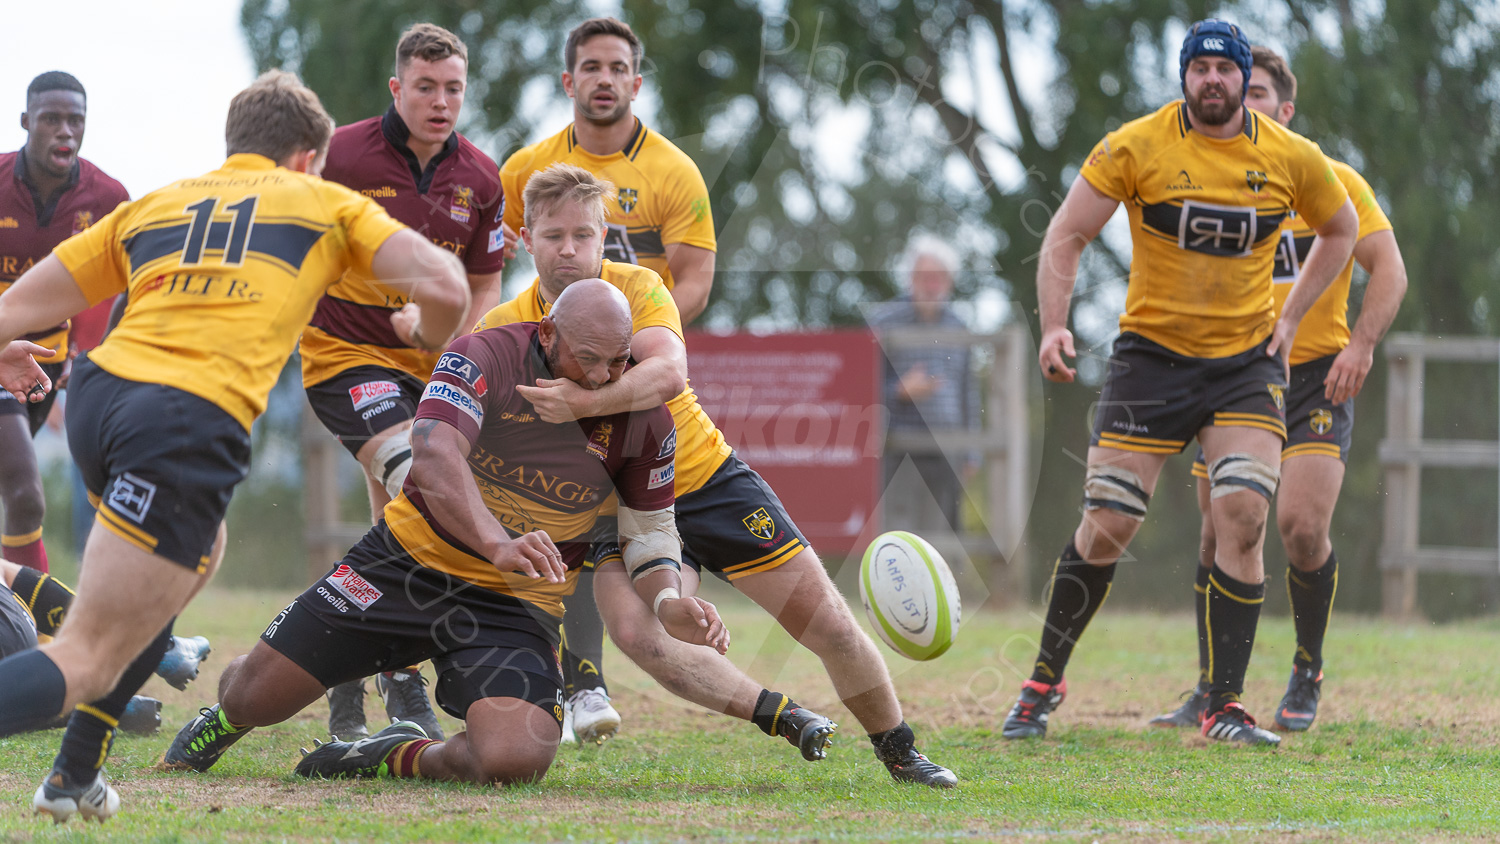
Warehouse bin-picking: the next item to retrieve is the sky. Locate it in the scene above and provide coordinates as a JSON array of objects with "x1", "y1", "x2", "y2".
[{"x1": 0, "y1": 1, "x2": 257, "y2": 198}]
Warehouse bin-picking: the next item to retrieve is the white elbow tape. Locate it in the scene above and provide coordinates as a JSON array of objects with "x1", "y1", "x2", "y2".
[
  {"x1": 652, "y1": 587, "x2": 681, "y2": 615},
  {"x1": 1082, "y1": 465, "x2": 1150, "y2": 522},
  {"x1": 1208, "y1": 452, "x2": 1280, "y2": 502},
  {"x1": 371, "y1": 428, "x2": 414, "y2": 500},
  {"x1": 618, "y1": 505, "x2": 682, "y2": 578}
]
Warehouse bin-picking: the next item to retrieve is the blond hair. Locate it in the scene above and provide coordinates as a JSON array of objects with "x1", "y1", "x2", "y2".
[
  {"x1": 225, "y1": 70, "x2": 334, "y2": 162},
  {"x1": 522, "y1": 163, "x2": 614, "y2": 230}
]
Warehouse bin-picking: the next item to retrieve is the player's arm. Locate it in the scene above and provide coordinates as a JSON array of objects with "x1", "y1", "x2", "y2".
[
  {"x1": 1324, "y1": 229, "x2": 1407, "y2": 403},
  {"x1": 372, "y1": 229, "x2": 472, "y2": 352},
  {"x1": 516, "y1": 325, "x2": 687, "y2": 423},
  {"x1": 407, "y1": 417, "x2": 565, "y2": 582},
  {"x1": 1267, "y1": 200, "x2": 1357, "y2": 365},
  {"x1": 1036, "y1": 178, "x2": 1120, "y2": 382},
  {"x1": 0, "y1": 254, "x2": 91, "y2": 401},
  {"x1": 665, "y1": 243, "x2": 715, "y2": 323},
  {"x1": 619, "y1": 505, "x2": 728, "y2": 654},
  {"x1": 460, "y1": 271, "x2": 503, "y2": 338}
]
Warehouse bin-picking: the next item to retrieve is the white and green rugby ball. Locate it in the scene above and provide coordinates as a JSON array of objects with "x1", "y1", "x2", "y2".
[{"x1": 859, "y1": 531, "x2": 961, "y2": 661}]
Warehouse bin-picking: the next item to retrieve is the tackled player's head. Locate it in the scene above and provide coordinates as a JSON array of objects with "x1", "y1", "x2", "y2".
[
  {"x1": 225, "y1": 70, "x2": 334, "y2": 174},
  {"x1": 563, "y1": 17, "x2": 643, "y2": 127},
  {"x1": 1246, "y1": 46, "x2": 1297, "y2": 127},
  {"x1": 539, "y1": 278, "x2": 633, "y2": 391},
  {"x1": 22, "y1": 71, "x2": 87, "y2": 179},
  {"x1": 1179, "y1": 19, "x2": 1252, "y2": 128},
  {"x1": 391, "y1": 23, "x2": 468, "y2": 150},
  {"x1": 522, "y1": 163, "x2": 615, "y2": 296}
]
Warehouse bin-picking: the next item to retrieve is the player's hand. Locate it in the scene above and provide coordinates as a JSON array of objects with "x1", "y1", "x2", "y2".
[
  {"x1": 0, "y1": 341, "x2": 55, "y2": 403},
  {"x1": 391, "y1": 303, "x2": 448, "y2": 352},
  {"x1": 657, "y1": 596, "x2": 730, "y2": 654},
  {"x1": 491, "y1": 530, "x2": 567, "y2": 583},
  {"x1": 516, "y1": 378, "x2": 591, "y2": 423},
  {"x1": 1266, "y1": 318, "x2": 1295, "y2": 384},
  {"x1": 1038, "y1": 326, "x2": 1076, "y2": 383},
  {"x1": 1325, "y1": 339, "x2": 1374, "y2": 404},
  {"x1": 501, "y1": 223, "x2": 519, "y2": 261}
]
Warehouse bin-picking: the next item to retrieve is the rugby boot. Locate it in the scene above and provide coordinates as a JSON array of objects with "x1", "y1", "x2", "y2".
[
  {"x1": 872, "y1": 722, "x2": 957, "y2": 788},
  {"x1": 117, "y1": 696, "x2": 163, "y2": 735},
  {"x1": 376, "y1": 668, "x2": 445, "y2": 741},
  {"x1": 1002, "y1": 678, "x2": 1066, "y2": 739},
  {"x1": 1273, "y1": 667, "x2": 1324, "y2": 732},
  {"x1": 568, "y1": 688, "x2": 621, "y2": 745},
  {"x1": 156, "y1": 635, "x2": 212, "y2": 691},
  {"x1": 1201, "y1": 702, "x2": 1281, "y2": 746},
  {"x1": 295, "y1": 720, "x2": 428, "y2": 779},
  {"x1": 775, "y1": 703, "x2": 837, "y2": 761},
  {"x1": 326, "y1": 678, "x2": 369, "y2": 739},
  {"x1": 159, "y1": 705, "x2": 251, "y2": 772},
  {"x1": 1148, "y1": 687, "x2": 1209, "y2": 728},
  {"x1": 559, "y1": 698, "x2": 578, "y2": 745},
  {"x1": 32, "y1": 768, "x2": 119, "y2": 823}
]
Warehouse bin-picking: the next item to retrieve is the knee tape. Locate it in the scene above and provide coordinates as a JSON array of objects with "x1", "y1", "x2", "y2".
[
  {"x1": 1083, "y1": 465, "x2": 1150, "y2": 522},
  {"x1": 371, "y1": 428, "x2": 414, "y2": 500},
  {"x1": 1208, "y1": 452, "x2": 1280, "y2": 502}
]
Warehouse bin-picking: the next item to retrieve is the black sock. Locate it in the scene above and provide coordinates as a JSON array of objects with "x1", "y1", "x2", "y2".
[
  {"x1": 1029, "y1": 542, "x2": 1116, "y2": 684},
  {"x1": 1287, "y1": 551, "x2": 1338, "y2": 673},
  {"x1": 751, "y1": 689, "x2": 797, "y2": 736},
  {"x1": 55, "y1": 623, "x2": 173, "y2": 783},
  {"x1": 560, "y1": 566, "x2": 607, "y2": 696},
  {"x1": 1194, "y1": 564, "x2": 1212, "y2": 690},
  {"x1": 9, "y1": 566, "x2": 74, "y2": 636},
  {"x1": 0, "y1": 649, "x2": 67, "y2": 736},
  {"x1": 1205, "y1": 565, "x2": 1265, "y2": 713},
  {"x1": 869, "y1": 721, "x2": 914, "y2": 763}
]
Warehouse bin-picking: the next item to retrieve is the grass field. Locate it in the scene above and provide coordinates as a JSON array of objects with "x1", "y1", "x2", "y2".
[{"x1": 1, "y1": 584, "x2": 1498, "y2": 843}]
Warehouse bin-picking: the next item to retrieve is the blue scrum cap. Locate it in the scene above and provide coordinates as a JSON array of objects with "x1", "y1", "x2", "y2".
[{"x1": 1179, "y1": 19, "x2": 1252, "y2": 95}]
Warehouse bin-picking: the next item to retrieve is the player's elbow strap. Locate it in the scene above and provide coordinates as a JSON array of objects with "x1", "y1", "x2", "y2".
[
  {"x1": 618, "y1": 505, "x2": 682, "y2": 579},
  {"x1": 1083, "y1": 465, "x2": 1150, "y2": 522},
  {"x1": 630, "y1": 557, "x2": 681, "y2": 584},
  {"x1": 1208, "y1": 453, "x2": 1280, "y2": 502},
  {"x1": 371, "y1": 429, "x2": 414, "y2": 500}
]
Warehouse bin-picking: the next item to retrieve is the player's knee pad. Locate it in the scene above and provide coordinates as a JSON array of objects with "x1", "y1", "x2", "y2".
[
  {"x1": 370, "y1": 428, "x2": 414, "y2": 500},
  {"x1": 1207, "y1": 452, "x2": 1280, "y2": 502},
  {"x1": 1082, "y1": 465, "x2": 1150, "y2": 522}
]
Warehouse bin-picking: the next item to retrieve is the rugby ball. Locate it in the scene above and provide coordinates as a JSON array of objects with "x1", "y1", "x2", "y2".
[{"x1": 859, "y1": 531, "x2": 961, "y2": 661}]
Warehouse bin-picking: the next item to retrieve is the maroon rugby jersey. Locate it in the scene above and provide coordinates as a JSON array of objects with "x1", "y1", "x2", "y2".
[
  {"x1": 301, "y1": 107, "x2": 505, "y2": 386},
  {"x1": 385, "y1": 322, "x2": 676, "y2": 614},
  {"x1": 0, "y1": 150, "x2": 128, "y2": 360}
]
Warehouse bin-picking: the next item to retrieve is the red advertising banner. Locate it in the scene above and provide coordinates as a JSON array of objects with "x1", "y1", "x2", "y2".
[{"x1": 685, "y1": 330, "x2": 883, "y2": 554}]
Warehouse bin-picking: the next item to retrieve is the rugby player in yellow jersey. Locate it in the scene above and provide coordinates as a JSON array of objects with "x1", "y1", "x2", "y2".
[
  {"x1": 476, "y1": 163, "x2": 956, "y2": 787},
  {"x1": 1149, "y1": 46, "x2": 1408, "y2": 733},
  {"x1": 1000, "y1": 20, "x2": 1359, "y2": 747},
  {"x1": 0, "y1": 70, "x2": 469, "y2": 822},
  {"x1": 499, "y1": 16, "x2": 717, "y2": 742}
]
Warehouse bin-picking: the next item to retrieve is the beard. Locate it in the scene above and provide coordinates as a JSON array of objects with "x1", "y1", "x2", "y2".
[
  {"x1": 1186, "y1": 82, "x2": 1243, "y2": 127},
  {"x1": 576, "y1": 89, "x2": 631, "y2": 127}
]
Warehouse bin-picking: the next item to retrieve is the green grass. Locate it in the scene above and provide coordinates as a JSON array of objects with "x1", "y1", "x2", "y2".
[{"x1": 2, "y1": 587, "x2": 1499, "y2": 842}]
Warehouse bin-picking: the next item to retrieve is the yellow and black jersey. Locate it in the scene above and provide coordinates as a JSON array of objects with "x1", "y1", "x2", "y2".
[
  {"x1": 1080, "y1": 100, "x2": 1349, "y2": 358},
  {"x1": 500, "y1": 120, "x2": 715, "y2": 289},
  {"x1": 55, "y1": 154, "x2": 406, "y2": 431},
  {"x1": 475, "y1": 259, "x2": 732, "y2": 495},
  {"x1": 1271, "y1": 158, "x2": 1392, "y2": 365}
]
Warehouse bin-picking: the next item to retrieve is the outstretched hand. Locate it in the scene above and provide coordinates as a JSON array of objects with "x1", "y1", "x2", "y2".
[
  {"x1": 657, "y1": 595, "x2": 730, "y2": 654},
  {"x1": 0, "y1": 341, "x2": 55, "y2": 403}
]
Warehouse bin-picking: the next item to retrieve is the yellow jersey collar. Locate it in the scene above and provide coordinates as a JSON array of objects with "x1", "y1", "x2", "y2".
[{"x1": 222, "y1": 153, "x2": 280, "y2": 171}]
